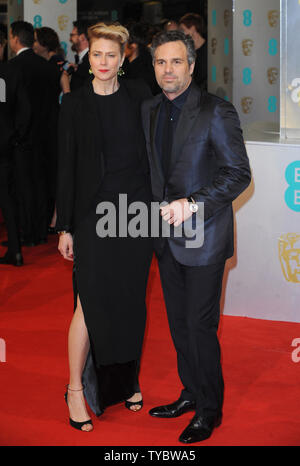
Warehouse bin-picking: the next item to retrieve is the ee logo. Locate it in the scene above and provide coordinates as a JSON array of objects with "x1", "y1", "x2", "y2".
[
  {"x1": 243, "y1": 68, "x2": 252, "y2": 85},
  {"x1": 212, "y1": 10, "x2": 217, "y2": 26},
  {"x1": 33, "y1": 15, "x2": 42, "y2": 28},
  {"x1": 243, "y1": 10, "x2": 252, "y2": 27},
  {"x1": 59, "y1": 0, "x2": 68, "y2": 3},
  {"x1": 268, "y1": 39, "x2": 278, "y2": 56},
  {"x1": 268, "y1": 96, "x2": 277, "y2": 113},
  {"x1": 212, "y1": 66, "x2": 216, "y2": 83},
  {"x1": 285, "y1": 161, "x2": 300, "y2": 212},
  {"x1": 224, "y1": 38, "x2": 229, "y2": 56},
  {"x1": 60, "y1": 41, "x2": 68, "y2": 56}
]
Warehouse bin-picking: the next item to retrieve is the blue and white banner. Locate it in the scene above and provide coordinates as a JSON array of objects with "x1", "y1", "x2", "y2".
[{"x1": 21, "y1": 0, "x2": 77, "y2": 61}]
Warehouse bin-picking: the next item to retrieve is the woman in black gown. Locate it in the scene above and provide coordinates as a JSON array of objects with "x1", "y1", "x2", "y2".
[{"x1": 56, "y1": 22, "x2": 153, "y2": 432}]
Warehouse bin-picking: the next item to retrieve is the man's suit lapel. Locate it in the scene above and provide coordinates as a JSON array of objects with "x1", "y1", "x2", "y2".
[{"x1": 168, "y1": 83, "x2": 202, "y2": 178}]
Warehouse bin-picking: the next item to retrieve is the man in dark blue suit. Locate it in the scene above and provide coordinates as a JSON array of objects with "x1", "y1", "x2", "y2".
[{"x1": 142, "y1": 30, "x2": 251, "y2": 443}]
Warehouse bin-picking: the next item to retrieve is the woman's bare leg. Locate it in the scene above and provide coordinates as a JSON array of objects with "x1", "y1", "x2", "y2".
[
  {"x1": 68, "y1": 296, "x2": 142, "y2": 416},
  {"x1": 66, "y1": 295, "x2": 93, "y2": 431}
]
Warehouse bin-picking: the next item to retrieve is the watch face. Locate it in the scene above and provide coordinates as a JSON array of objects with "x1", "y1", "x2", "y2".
[{"x1": 189, "y1": 203, "x2": 198, "y2": 213}]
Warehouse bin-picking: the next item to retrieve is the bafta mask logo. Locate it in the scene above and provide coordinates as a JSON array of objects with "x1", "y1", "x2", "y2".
[
  {"x1": 242, "y1": 39, "x2": 254, "y2": 56},
  {"x1": 211, "y1": 38, "x2": 217, "y2": 55},
  {"x1": 241, "y1": 97, "x2": 253, "y2": 114},
  {"x1": 267, "y1": 67, "x2": 279, "y2": 85},
  {"x1": 224, "y1": 9, "x2": 230, "y2": 27},
  {"x1": 224, "y1": 67, "x2": 230, "y2": 84},
  {"x1": 278, "y1": 233, "x2": 300, "y2": 283},
  {"x1": 58, "y1": 15, "x2": 69, "y2": 31},
  {"x1": 33, "y1": 0, "x2": 41, "y2": 4},
  {"x1": 268, "y1": 10, "x2": 279, "y2": 28},
  {"x1": 288, "y1": 78, "x2": 300, "y2": 106}
]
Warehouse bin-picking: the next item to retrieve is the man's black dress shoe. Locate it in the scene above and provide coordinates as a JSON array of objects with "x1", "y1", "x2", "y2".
[
  {"x1": 149, "y1": 399, "x2": 196, "y2": 418},
  {"x1": 179, "y1": 414, "x2": 222, "y2": 443},
  {"x1": 0, "y1": 252, "x2": 23, "y2": 267}
]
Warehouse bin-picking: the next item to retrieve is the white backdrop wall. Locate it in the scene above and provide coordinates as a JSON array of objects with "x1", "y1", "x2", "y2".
[
  {"x1": 233, "y1": 0, "x2": 280, "y2": 129},
  {"x1": 8, "y1": 0, "x2": 77, "y2": 61},
  {"x1": 208, "y1": 0, "x2": 233, "y2": 102},
  {"x1": 222, "y1": 142, "x2": 300, "y2": 323},
  {"x1": 208, "y1": 0, "x2": 280, "y2": 130}
]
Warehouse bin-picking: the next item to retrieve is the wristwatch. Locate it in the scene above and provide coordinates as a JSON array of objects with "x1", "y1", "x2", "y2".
[{"x1": 187, "y1": 196, "x2": 198, "y2": 213}]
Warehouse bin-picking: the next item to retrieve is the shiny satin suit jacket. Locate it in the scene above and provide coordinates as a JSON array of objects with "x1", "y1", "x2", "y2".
[{"x1": 141, "y1": 81, "x2": 251, "y2": 266}]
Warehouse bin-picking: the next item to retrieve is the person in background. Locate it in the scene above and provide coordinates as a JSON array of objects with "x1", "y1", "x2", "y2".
[
  {"x1": 34, "y1": 26, "x2": 70, "y2": 94},
  {"x1": 164, "y1": 19, "x2": 179, "y2": 31},
  {"x1": 178, "y1": 13, "x2": 207, "y2": 91},
  {"x1": 9, "y1": 21, "x2": 58, "y2": 246},
  {"x1": 0, "y1": 27, "x2": 7, "y2": 62},
  {"x1": 0, "y1": 61, "x2": 30, "y2": 266},
  {"x1": 123, "y1": 22, "x2": 160, "y2": 95},
  {"x1": 34, "y1": 26, "x2": 70, "y2": 232},
  {"x1": 69, "y1": 20, "x2": 90, "y2": 91}
]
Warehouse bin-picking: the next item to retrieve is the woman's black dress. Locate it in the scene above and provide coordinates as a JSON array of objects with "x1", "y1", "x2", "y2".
[{"x1": 73, "y1": 84, "x2": 153, "y2": 415}]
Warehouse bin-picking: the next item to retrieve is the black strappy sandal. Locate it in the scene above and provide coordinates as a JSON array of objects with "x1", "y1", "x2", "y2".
[
  {"x1": 125, "y1": 394, "x2": 143, "y2": 412},
  {"x1": 64, "y1": 385, "x2": 93, "y2": 431}
]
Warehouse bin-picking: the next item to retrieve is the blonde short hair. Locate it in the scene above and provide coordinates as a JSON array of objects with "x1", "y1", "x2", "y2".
[{"x1": 88, "y1": 22, "x2": 129, "y2": 55}]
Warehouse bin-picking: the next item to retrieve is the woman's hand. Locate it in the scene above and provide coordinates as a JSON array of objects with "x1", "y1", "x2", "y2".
[{"x1": 58, "y1": 233, "x2": 74, "y2": 261}]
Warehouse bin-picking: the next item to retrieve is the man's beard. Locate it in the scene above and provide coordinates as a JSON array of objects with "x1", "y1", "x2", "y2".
[{"x1": 159, "y1": 76, "x2": 180, "y2": 94}]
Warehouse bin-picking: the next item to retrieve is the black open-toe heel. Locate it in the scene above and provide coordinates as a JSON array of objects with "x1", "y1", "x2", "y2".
[
  {"x1": 125, "y1": 394, "x2": 143, "y2": 412},
  {"x1": 64, "y1": 385, "x2": 93, "y2": 431}
]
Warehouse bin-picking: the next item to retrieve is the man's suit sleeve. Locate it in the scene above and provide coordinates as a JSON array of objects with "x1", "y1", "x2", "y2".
[
  {"x1": 56, "y1": 93, "x2": 77, "y2": 232},
  {"x1": 191, "y1": 100, "x2": 251, "y2": 220},
  {"x1": 14, "y1": 75, "x2": 31, "y2": 147},
  {"x1": 70, "y1": 55, "x2": 90, "y2": 91}
]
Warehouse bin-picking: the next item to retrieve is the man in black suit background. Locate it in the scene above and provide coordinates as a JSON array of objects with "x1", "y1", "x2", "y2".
[
  {"x1": 178, "y1": 13, "x2": 207, "y2": 91},
  {"x1": 123, "y1": 22, "x2": 160, "y2": 95},
  {"x1": 0, "y1": 61, "x2": 30, "y2": 265},
  {"x1": 9, "y1": 21, "x2": 58, "y2": 246},
  {"x1": 69, "y1": 20, "x2": 90, "y2": 91},
  {"x1": 142, "y1": 30, "x2": 251, "y2": 443}
]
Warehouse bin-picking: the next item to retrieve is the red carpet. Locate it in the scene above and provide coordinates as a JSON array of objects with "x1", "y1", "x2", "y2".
[{"x1": 0, "y1": 232, "x2": 300, "y2": 446}]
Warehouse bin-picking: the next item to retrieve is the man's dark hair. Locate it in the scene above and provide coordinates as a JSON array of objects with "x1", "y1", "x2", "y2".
[
  {"x1": 73, "y1": 20, "x2": 91, "y2": 38},
  {"x1": 179, "y1": 12, "x2": 207, "y2": 39},
  {"x1": 35, "y1": 27, "x2": 60, "y2": 53},
  {"x1": 150, "y1": 30, "x2": 196, "y2": 65},
  {"x1": 127, "y1": 22, "x2": 150, "y2": 50},
  {"x1": 10, "y1": 21, "x2": 34, "y2": 48}
]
